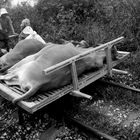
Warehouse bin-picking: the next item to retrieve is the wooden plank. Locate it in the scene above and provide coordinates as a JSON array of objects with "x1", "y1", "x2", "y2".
[
  {"x1": 10, "y1": 87, "x2": 24, "y2": 95},
  {"x1": 71, "y1": 90, "x2": 92, "y2": 99},
  {"x1": 27, "y1": 85, "x2": 73, "y2": 113},
  {"x1": 18, "y1": 101, "x2": 36, "y2": 113},
  {"x1": 117, "y1": 51, "x2": 129, "y2": 55},
  {"x1": 0, "y1": 83, "x2": 21, "y2": 101},
  {"x1": 71, "y1": 61, "x2": 79, "y2": 90},
  {"x1": 112, "y1": 69, "x2": 128, "y2": 74},
  {"x1": 79, "y1": 67, "x2": 108, "y2": 89},
  {"x1": 105, "y1": 45, "x2": 112, "y2": 76}
]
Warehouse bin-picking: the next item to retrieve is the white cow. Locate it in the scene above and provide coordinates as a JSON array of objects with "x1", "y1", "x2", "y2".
[
  {"x1": 0, "y1": 39, "x2": 46, "y2": 70},
  {"x1": 0, "y1": 43, "x2": 111, "y2": 103}
]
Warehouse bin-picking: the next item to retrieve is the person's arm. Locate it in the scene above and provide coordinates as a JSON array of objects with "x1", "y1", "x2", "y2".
[
  {"x1": 18, "y1": 31, "x2": 29, "y2": 41},
  {"x1": 7, "y1": 16, "x2": 15, "y2": 35}
]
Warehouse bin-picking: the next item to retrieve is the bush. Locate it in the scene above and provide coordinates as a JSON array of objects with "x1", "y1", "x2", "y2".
[{"x1": 7, "y1": 0, "x2": 140, "y2": 47}]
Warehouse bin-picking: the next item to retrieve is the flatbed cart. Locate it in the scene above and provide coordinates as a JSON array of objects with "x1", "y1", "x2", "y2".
[{"x1": 0, "y1": 37, "x2": 130, "y2": 114}]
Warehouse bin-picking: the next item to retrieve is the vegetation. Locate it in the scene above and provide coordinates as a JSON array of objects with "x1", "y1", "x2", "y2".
[
  {"x1": 5, "y1": 0, "x2": 140, "y2": 48},
  {"x1": 1, "y1": 0, "x2": 140, "y2": 139}
]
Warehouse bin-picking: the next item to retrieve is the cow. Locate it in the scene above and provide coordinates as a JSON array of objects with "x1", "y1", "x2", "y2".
[
  {"x1": 0, "y1": 42, "x2": 112, "y2": 103},
  {"x1": 0, "y1": 38, "x2": 46, "y2": 71}
]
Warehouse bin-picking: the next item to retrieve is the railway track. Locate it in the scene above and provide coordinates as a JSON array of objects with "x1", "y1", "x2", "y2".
[
  {"x1": 98, "y1": 79, "x2": 140, "y2": 93},
  {"x1": 0, "y1": 77, "x2": 139, "y2": 139},
  {"x1": 39, "y1": 103, "x2": 118, "y2": 140},
  {"x1": 41, "y1": 78, "x2": 137, "y2": 140},
  {"x1": 27, "y1": 90, "x2": 118, "y2": 140},
  {"x1": 63, "y1": 115, "x2": 117, "y2": 140},
  {"x1": 60, "y1": 78, "x2": 140, "y2": 140},
  {"x1": 20, "y1": 78, "x2": 140, "y2": 140}
]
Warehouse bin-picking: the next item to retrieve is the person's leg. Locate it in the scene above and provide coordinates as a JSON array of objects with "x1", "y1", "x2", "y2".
[
  {"x1": 0, "y1": 43, "x2": 4, "y2": 57},
  {"x1": 3, "y1": 39, "x2": 9, "y2": 52},
  {"x1": 0, "y1": 30, "x2": 9, "y2": 51}
]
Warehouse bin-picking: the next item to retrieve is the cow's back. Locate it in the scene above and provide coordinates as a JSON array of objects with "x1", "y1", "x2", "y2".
[
  {"x1": 0, "y1": 39, "x2": 45, "y2": 67},
  {"x1": 12, "y1": 39, "x2": 45, "y2": 55}
]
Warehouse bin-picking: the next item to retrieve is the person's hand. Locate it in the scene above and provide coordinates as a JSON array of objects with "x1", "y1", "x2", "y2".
[
  {"x1": 9, "y1": 33, "x2": 19, "y2": 39},
  {"x1": 13, "y1": 32, "x2": 19, "y2": 36}
]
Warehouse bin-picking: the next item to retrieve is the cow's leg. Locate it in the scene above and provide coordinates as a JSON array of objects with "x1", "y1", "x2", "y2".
[{"x1": 12, "y1": 86, "x2": 39, "y2": 103}]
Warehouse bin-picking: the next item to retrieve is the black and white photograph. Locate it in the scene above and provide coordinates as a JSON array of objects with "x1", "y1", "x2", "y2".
[{"x1": 0, "y1": 0, "x2": 139, "y2": 139}]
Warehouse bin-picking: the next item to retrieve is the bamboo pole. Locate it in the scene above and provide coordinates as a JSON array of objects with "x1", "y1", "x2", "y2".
[{"x1": 43, "y1": 37, "x2": 124, "y2": 75}]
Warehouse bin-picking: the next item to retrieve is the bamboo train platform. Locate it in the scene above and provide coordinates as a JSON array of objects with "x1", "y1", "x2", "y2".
[{"x1": 0, "y1": 37, "x2": 130, "y2": 114}]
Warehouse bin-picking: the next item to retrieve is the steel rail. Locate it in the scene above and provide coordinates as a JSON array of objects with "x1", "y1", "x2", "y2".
[
  {"x1": 98, "y1": 79, "x2": 140, "y2": 93},
  {"x1": 63, "y1": 79, "x2": 140, "y2": 140},
  {"x1": 64, "y1": 115, "x2": 117, "y2": 140}
]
